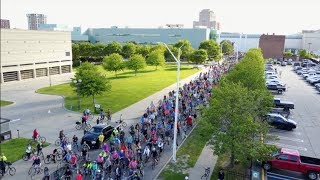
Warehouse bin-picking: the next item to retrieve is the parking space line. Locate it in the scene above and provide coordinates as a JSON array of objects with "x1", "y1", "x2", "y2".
[
  {"x1": 268, "y1": 134, "x2": 304, "y2": 142},
  {"x1": 266, "y1": 142, "x2": 307, "y2": 151},
  {"x1": 267, "y1": 172, "x2": 305, "y2": 180}
]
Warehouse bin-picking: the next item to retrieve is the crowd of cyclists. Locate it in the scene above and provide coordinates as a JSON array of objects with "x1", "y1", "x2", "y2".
[{"x1": 0, "y1": 61, "x2": 234, "y2": 180}]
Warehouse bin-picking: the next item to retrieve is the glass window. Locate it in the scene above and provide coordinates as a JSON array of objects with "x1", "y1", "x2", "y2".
[
  {"x1": 289, "y1": 156, "x2": 299, "y2": 162},
  {"x1": 277, "y1": 155, "x2": 289, "y2": 161},
  {"x1": 65, "y1": 52, "x2": 70, "y2": 56}
]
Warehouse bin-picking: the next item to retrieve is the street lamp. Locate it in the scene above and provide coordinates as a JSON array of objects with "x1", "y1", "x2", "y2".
[
  {"x1": 73, "y1": 79, "x2": 82, "y2": 111},
  {"x1": 162, "y1": 42, "x2": 183, "y2": 162}
]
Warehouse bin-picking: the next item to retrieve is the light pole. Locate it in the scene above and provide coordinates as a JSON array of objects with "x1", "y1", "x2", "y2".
[
  {"x1": 73, "y1": 79, "x2": 82, "y2": 111},
  {"x1": 162, "y1": 42, "x2": 183, "y2": 162}
]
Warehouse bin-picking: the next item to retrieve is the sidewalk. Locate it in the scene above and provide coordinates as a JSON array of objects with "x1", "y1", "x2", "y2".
[{"x1": 188, "y1": 144, "x2": 218, "y2": 180}]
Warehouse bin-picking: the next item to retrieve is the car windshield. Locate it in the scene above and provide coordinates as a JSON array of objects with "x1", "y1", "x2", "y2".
[{"x1": 89, "y1": 127, "x2": 102, "y2": 134}]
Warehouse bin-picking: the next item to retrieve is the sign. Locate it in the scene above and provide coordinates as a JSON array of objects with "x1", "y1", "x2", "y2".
[{"x1": 95, "y1": 104, "x2": 101, "y2": 109}]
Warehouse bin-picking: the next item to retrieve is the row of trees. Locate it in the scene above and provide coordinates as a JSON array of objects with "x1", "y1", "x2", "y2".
[
  {"x1": 72, "y1": 40, "x2": 235, "y2": 66},
  {"x1": 204, "y1": 48, "x2": 277, "y2": 167}
]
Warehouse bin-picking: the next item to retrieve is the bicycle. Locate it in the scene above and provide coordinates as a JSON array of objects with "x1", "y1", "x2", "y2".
[
  {"x1": 55, "y1": 136, "x2": 70, "y2": 146},
  {"x1": 22, "y1": 148, "x2": 36, "y2": 161},
  {"x1": 115, "y1": 114, "x2": 127, "y2": 127},
  {"x1": 30, "y1": 135, "x2": 46, "y2": 144},
  {"x1": 44, "y1": 154, "x2": 63, "y2": 164},
  {"x1": 75, "y1": 121, "x2": 92, "y2": 131},
  {"x1": 151, "y1": 157, "x2": 158, "y2": 170},
  {"x1": 28, "y1": 165, "x2": 43, "y2": 176},
  {"x1": 81, "y1": 142, "x2": 90, "y2": 151},
  {"x1": 0, "y1": 162, "x2": 16, "y2": 176},
  {"x1": 201, "y1": 167, "x2": 210, "y2": 180}
]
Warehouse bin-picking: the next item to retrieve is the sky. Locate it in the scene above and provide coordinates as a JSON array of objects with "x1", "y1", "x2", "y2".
[{"x1": 1, "y1": 0, "x2": 320, "y2": 35}]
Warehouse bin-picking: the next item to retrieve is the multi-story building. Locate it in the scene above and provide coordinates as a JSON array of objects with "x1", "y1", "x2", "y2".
[
  {"x1": 302, "y1": 29, "x2": 320, "y2": 54},
  {"x1": 83, "y1": 27, "x2": 214, "y2": 48},
  {"x1": 71, "y1": 27, "x2": 89, "y2": 42},
  {"x1": 259, "y1": 34, "x2": 286, "y2": 59},
  {"x1": 193, "y1": 9, "x2": 220, "y2": 30},
  {"x1": 0, "y1": 29, "x2": 72, "y2": 83},
  {"x1": 26, "y1": 13, "x2": 47, "y2": 30},
  {"x1": 38, "y1": 24, "x2": 70, "y2": 31},
  {"x1": 1, "y1": 19, "x2": 10, "y2": 29}
]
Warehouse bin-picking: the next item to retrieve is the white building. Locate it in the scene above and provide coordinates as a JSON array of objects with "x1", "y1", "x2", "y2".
[
  {"x1": 193, "y1": 9, "x2": 220, "y2": 30},
  {"x1": 302, "y1": 30, "x2": 320, "y2": 55},
  {"x1": 0, "y1": 29, "x2": 72, "y2": 83}
]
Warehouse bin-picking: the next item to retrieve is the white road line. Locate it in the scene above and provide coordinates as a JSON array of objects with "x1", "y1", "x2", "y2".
[
  {"x1": 266, "y1": 142, "x2": 308, "y2": 151},
  {"x1": 267, "y1": 172, "x2": 305, "y2": 180},
  {"x1": 10, "y1": 118, "x2": 21, "y2": 123},
  {"x1": 268, "y1": 134, "x2": 304, "y2": 142}
]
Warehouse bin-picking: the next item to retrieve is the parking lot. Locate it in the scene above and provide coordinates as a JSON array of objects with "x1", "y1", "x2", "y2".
[{"x1": 266, "y1": 63, "x2": 320, "y2": 179}]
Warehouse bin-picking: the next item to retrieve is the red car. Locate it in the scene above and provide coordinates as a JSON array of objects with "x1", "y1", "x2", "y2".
[{"x1": 263, "y1": 148, "x2": 320, "y2": 180}]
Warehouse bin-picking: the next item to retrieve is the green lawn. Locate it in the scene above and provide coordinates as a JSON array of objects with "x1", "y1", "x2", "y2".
[
  {"x1": 0, "y1": 100, "x2": 14, "y2": 107},
  {"x1": 0, "y1": 138, "x2": 50, "y2": 162},
  {"x1": 37, "y1": 64, "x2": 200, "y2": 113}
]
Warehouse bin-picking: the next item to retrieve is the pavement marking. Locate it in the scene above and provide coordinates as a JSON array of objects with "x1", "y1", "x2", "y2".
[
  {"x1": 10, "y1": 118, "x2": 21, "y2": 123},
  {"x1": 266, "y1": 142, "x2": 308, "y2": 152},
  {"x1": 269, "y1": 134, "x2": 304, "y2": 143},
  {"x1": 267, "y1": 172, "x2": 305, "y2": 180}
]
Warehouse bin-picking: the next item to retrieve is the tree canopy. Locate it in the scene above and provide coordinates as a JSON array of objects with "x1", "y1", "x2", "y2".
[
  {"x1": 173, "y1": 40, "x2": 193, "y2": 60},
  {"x1": 136, "y1": 45, "x2": 151, "y2": 58},
  {"x1": 199, "y1": 40, "x2": 221, "y2": 61},
  {"x1": 72, "y1": 62, "x2": 111, "y2": 108},
  {"x1": 102, "y1": 53, "x2": 125, "y2": 76},
  {"x1": 105, "y1": 41, "x2": 122, "y2": 55},
  {"x1": 283, "y1": 50, "x2": 293, "y2": 57},
  {"x1": 146, "y1": 50, "x2": 166, "y2": 69},
  {"x1": 189, "y1": 49, "x2": 208, "y2": 64},
  {"x1": 122, "y1": 42, "x2": 137, "y2": 59},
  {"x1": 221, "y1": 40, "x2": 234, "y2": 55},
  {"x1": 126, "y1": 54, "x2": 146, "y2": 75}
]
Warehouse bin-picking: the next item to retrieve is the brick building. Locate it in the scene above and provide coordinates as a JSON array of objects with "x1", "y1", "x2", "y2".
[{"x1": 259, "y1": 34, "x2": 285, "y2": 59}]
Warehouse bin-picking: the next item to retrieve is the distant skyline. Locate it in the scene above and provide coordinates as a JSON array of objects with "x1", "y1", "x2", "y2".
[{"x1": 1, "y1": 0, "x2": 320, "y2": 35}]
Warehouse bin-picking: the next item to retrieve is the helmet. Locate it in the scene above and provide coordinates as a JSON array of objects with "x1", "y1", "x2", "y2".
[{"x1": 152, "y1": 147, "x2": 156, "y2": 151}]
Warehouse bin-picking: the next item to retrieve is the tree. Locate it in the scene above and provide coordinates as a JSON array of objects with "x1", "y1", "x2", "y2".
[
  {"x1": 71, "y1": 62, "x2": 111, "y2": 108},
  {"x1": 136, "y1": 45, "x2": 151, "y2": 57},
  {"x1": 173, "y1": 40, "x2": 193, "y2": 60},
  {"x1": 189, "y1": 49, "x2": 208, "y2": 64},
  {"x1": 146, "y1": 50, "x2": 166, "y2": 70},
  {"x1": 221, "y1": 40, "x2": 234, "y2": 55},
  {"x1": 164, "y1": 45, "x2": 179, "y2": 62},
  {"x1": 94, "y1": 43, "x2": 107, "y2": 57},
  {"x1": 72, "y1": 44, "x2": 81, "y2": 67},
  {"x1": 283, "y1": 50, "x2": 293, "y2": 57},
  {"x1": 150, "y1": 44, "x2": 166, "y2": 53},
  {"x1": 298, "y1": 49, "x2": 313, "y2": 59},
  {"x1": 102, "y1": 53, "x2": 125, "y2": 76},
  {"x1": 105, "y1": 41, "x2": 122, "y2": 55},
  {"x1": 122, "y1": 42, "x2": 136, "y2": 59},
  {"x1": 78, "y1": 42, "x2": 94, "y2": 58},
  {"x1": 126, "y1": 54, "x2": 146, "y2": 76},
  {"x1": 199, "y1": 40, "x2": 220, "y2": 61}
]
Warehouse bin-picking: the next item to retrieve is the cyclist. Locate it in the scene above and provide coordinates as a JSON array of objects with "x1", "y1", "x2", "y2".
[
  {"x1": 59, "y1": 130, "x2": 65, "y2": 141},
  {"x1": 100, "y1": 109, "x2": 105, "y2": 120},
  {"x1": 64, "y1": 166, "x2": 72, "y2": 180},
  {"x1": 81, "y1": 146, "x2": 88, "y2": 161},
  {"x1": 83, "y1": 108, "x2": 91, "y2": 116},
  {"x1": 43, "y1": 167, "x2": 49, "y2": 180},
  {"x1": 32, "y1": 156, "x2": 41, "y2": 168},
  {"x1": 143, "y1": 145, "x2": 150, "y2": 162},
  {"x1": 52, "y1": 148, "x2": 58, "y2": 163},
  {"x1": 0, "y1": 153, "x2": 7, "y2": 176},
  {"x1": 70, "y1": 153, "x2": 77, "y2": 169},
  {"x1": 33, "y1": 129, "x2": 39, "y2": 141},
  {"x1": 26, "y1": 144, "x2": 32, "y2": 160},
  {"x1": 36, "y1": 142, "x2": 43, "y2": 156},
  {"x1": 72, "y1": 135, "x2": 79, "y2": 150},
  {"x1": 151, "y1": 146, "x2": 158, "y2": 163},
  {"x1": 82, "y1": 114, "x2": 88, "y2": 124}
]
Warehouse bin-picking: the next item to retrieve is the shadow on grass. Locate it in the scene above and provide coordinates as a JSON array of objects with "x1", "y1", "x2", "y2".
[
  {"x1": 165, "y1": 67, "x2": 193, "y2": 71},
  {"x1": 116, "y1": 69, "x2": 156, "y2": 76},
  {"x1": 107, "y1": 75, "x2": 132, "y2": 80}
]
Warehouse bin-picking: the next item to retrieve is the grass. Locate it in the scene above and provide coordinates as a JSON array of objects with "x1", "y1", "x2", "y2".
[
  {"x1": 0, "y1": 138, "x2": 50, "y2": 162},
  {"x1": 0, "y1": 100, "x2": 14, "y2": 107},
  {"x1": 159, "y1": 119, "x2": 212, "y2": 179},
  {"x1": 37, "y1": 64, "x2": 200, "y2": 113}
]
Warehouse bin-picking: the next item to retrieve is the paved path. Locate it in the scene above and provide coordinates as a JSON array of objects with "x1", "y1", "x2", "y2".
[
  {"x1": 0, "y1": 67, "x2": 210, "y2": 180},
  {"x1": 188, "y1": 145, "x2": 217, "y2": 180}
]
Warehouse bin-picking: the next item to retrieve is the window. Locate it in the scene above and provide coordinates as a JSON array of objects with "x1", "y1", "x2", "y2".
[
  {"x1": 65, "y1": 52, "x2": 70, "y2": 56},
  {"x1": 277, "y1": 155, "x2": 289, "y2": 161},
  {"x1": 289, "y1": 156, "x2": 299, "y2": 162}
]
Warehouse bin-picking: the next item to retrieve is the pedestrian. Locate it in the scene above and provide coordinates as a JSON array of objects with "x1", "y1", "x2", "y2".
[
  {"x1": 218, "y1": 169, "x2": 225, "y2": 180},
  {"x1": 43, "y1": 167, "x2": 50, "y2": 180}
]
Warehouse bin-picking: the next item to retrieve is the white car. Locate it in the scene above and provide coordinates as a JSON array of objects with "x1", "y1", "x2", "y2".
[
  {"x1": 266, "y1": 75, "x2": 279, "y2": 80},
  {"x1": 266, "y1": 79, "x2": 284, "y2": 85}
]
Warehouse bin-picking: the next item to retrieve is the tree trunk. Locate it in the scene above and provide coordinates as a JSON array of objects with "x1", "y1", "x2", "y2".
[{"x1": 135, "y1": 70, "x2": 137, "y2": 76}]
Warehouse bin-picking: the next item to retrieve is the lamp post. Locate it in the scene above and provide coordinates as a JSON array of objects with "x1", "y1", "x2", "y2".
[
  {"x1": 73, "y1": 79, "x2": 82, "y2": 111},
  {"x1": 162, "y1": 42, "x2": 184, "y2": 162}
]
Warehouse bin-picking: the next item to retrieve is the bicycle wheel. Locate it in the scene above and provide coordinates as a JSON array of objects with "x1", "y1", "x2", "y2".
[
  {"x1": 9, "y1": 167, "x2": 16, "y2": 176},
  {"x1": 89, "y1": 114, "x2": 94, "y2": 120},
  {"x1": 55, "y1": 139, "x2": 61, "y2": 146},
  {"x1": 75, "y1": 124, "x2": 82, "y2": 130},
  {"x1": 22, "y1": 154, "x2": 29, "y2": 161},
  {"x1": 84, "y1": 124, "x2": 91, "y2": 131},
  {"x1": 57, "y1": 147, "x2": 63, "y2": 154},
  {"x1": 56, "y1": 154, "x2": 63, "y2": 161},
  {"x1": 31, "y1": 173, "x2": 36, "y2": 180},
  {"x1": 28, "y1": 167, "x2": 34, "y2": 175},
  {"x1": 40, "y1": 136, "x2": 46, "y2": 143},
  {"x1": 44, "y1": 157, "x2": 51, "y2": 164},
  {"x1": 201, "y1": 174, "x2": 208, "y2": 180},
  {"x1": 82, "y1": 144, "x2": 90, "y2": 151},
  {"x1": 122, "y1": 122, "x2": 127, "y2": 127}
]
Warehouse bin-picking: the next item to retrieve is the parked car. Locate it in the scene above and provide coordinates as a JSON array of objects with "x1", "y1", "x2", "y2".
[
  {"x1": 281, "y1": 61, "x2": 287, "y2": 66},
  {"x1": 266, "y1": 75, "x2": 279, "y2": 80},
  {"x1": 263, "y1": 148, "x2": 320, "y2": 180},
  {"x1": 310, "y1": 77, "x2": 320, "y2": 85},
  {"x1": 263, "y1": 113, "x2": 297, "y2": 130},
  {"x1": 266, "y1": 79, "x2": 284, "y2": 86},
  {"x1": 274, "y1": 98, "x2": 294, "y2": 110},
  {"x1": 81, "y1": 124, "x2": 114, "y2": 149},
  {"x1": 267, "y1": 84, "x2": 286, "y2": 94}
]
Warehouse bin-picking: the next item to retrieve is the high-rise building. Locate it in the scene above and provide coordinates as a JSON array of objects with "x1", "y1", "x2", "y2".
[
  {"x1": 26, "y1": 13, "x2": 47, "y2": 30},
  {"x1": 1, "y1": 19, "x2": 10, "y2": 29},
  {"x1": 193, "y1": 9, "x2": 220, "y2": 30}
]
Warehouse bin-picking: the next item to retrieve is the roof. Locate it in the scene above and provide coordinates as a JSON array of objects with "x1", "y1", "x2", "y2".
[{"x1": 281, "y1": 148, "x2": 299, "y2": 156}]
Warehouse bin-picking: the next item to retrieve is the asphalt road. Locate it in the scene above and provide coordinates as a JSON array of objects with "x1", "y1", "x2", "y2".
[{"x1": 266, "y1": 64, "x2": 320, "y2": 180}]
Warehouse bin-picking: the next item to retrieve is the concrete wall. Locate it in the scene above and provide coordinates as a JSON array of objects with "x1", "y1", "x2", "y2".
[
  {"x1": 0, "y1": 29, "x2": 72, "y2": 83},
  {"x1": 84, "y1": 28, "x2": 210, "y2": 49},
  {"x1": 302, "y1": 31, "x2": 320, "y2": 52}
]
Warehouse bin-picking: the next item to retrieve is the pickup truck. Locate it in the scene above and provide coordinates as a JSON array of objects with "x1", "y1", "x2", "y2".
[
  {"x1": 274, "y1": 98, "x2": 294, "y2": 110},
  {"x1": 263, "y1": 148, "x2": 320, "y2": 179},
  {"x1": 267, "y1": 84, "x2": 286, "y2": 94}
]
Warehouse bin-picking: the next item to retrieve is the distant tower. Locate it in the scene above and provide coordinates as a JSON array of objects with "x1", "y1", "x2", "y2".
[
  {"x1": 1, "y1": 19, "x2": 10, "y2": 29},
  {"x1": 193, "y1": 9, "x2": 220, "y2": 30},
  {"x1": 27, "y1": 13, "x2": 47, "y2": 30}
]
